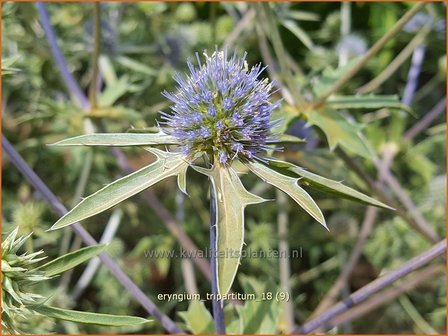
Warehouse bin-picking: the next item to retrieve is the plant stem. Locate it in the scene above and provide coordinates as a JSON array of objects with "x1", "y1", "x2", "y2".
[
  {"x1": 313, "y1": 2, "x2": 427, "y2": 107},
  {"x1": 293, "y1": 239, "x2": 446, "y2": 334},
  {"x1": 209, "y1": 185, "x2": 226, "y2": 334},
  {"x1": 36, "y1": 2, "x2": 90, "y2": 110},
  {"x1": 2, "y1": 135, "x2": 184, "y2": 334},
  {"x1": 89, "y1": 2, "x2": 101, "y2": 109}
]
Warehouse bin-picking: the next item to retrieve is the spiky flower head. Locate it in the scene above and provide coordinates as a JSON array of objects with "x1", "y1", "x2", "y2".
[
  {"x1": 1, "y1": 228, "x2": 48, "y2": 334},
  {"x1": 161, "y1": 49, "x2": 280, "y2": 164}
]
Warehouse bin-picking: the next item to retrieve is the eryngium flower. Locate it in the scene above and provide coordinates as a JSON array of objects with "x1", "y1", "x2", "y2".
[
  {"x1": 1, "y1": 228, "x2": 48, "y2": 334},
  {"x1": 161, "y1": 50, "x2": 280, "y2": 164}
]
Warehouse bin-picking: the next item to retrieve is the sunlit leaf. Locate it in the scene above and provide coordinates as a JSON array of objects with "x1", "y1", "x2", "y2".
[
  {"x1": 246, "y1": 160, "x2": 327, "y2": 229},
  {"x1": 307, "y1": 108, "x2": 375, "y2": 159},
  {"x1": 264, "y1": 158, "x2": 393, "y2": 209},
  {"x1": 31, "y1": 305, "x2": 151, "y2": 326},
  {"x1": 35, "y1": 244, "x2": 107, "y2": 276},
  {"x1": 327, "y1": 95, "x2": 412, "y2": 114},
  {"x1": 178, "y1": 301, "x2": 214, "y2": 334},
  {"x1": 51, "y1": 131, "x2": 179, "y2": 146},
  {"x1": 194, "y1": 164, "x2": 266, "y2": 296},
  {"x1": 266, "y1": 134, "x2": 306, "y2": 145},
  {"x1": 50, "y1": 149, "x2": 189, "y2": 230}
]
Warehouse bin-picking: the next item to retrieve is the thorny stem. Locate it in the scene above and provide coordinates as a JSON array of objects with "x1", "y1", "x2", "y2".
[
  {"x1": 293, "y1": 240, "x2": 446, "y2": 334},
  {"x1": 210, "y1": 185, "x2": 226, "y2": 334},
  {"x1": 89, "y1": 2, "x2": 101, "y2": 109},
  {"x1": 2, "y1": 136, "x2": 184, "y2": 334},
  {"x1": 313, "y1": 2, "x2": 427, "y2": 107}
]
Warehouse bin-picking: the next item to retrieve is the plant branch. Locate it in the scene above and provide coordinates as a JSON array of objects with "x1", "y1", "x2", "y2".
[
  {"x1": 89, "y1": 2, "x2": 101, "y2": 109},
  {"x1": 2, "y1": 136, "x2": 184, "y2": 334},
  {"x1": 404, "y1": 97, "x2": 446, "y2": 141},
  {"x1": 313, "y1": 2, "x2": 427, "y2": 107},
  {"x1": 293, "y1": 239, "x2": 446, "y2": 334},
  {"x1": 209, "y1": 185, "x2": 226, "y2": 334},
  {"x1": 36, "y1": 3, "x2": 90, "y2": 111},
  {"x1": 327, "y1": 264, "x2": 444, "y2": 331}
]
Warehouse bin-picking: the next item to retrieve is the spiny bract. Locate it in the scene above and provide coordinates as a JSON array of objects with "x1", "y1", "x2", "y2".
[{"x1": 161, "y1": 49, "x2": 280, "y2": 164}]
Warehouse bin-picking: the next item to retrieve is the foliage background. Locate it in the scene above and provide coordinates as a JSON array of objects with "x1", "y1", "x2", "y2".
[{"x1": 2, "y1": 1, "x2": 446, "y2": 334}]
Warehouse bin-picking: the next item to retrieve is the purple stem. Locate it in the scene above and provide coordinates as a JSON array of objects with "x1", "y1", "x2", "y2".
[
  {"x1": 2, "y1": 135, "x2": 183, "y2": 334},
  {"x1": 293, "y1": 239, "x2": 446, "y2": 334},
  {"x1": 36, "y1": 2, "x2": 91, "y2": 111}
]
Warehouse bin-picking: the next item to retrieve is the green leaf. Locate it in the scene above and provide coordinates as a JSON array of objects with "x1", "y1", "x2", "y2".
[
  {"x1": 51, "y1": 131, "x2": 179, "y2": 146},
  {"x1": 35, "y1": 244, "x2": 106, "y2": 276},
  {"x1": 264, "y1": 158, "x2": 393, "y2": 209},
  {"x1": 31, "y1": 305, "x2": 150, "y2": 326},
  {"x1": 313, "y1": 58, "x2": 360, "y2": 96},
  {"x1": 307, "y1": 108, "x2": 375, "y2": 159},
  {"x1": 194, "y1": 164, "x2": 265, "y2": 296},
  {"x1": 327, "y1": 95, "x2": 412, "y2": 114},
  {"x1": 281, "y1": 19, "x2": 314, "y2": 50},
  {"x1": 178, "y1": 301, "x2": 214, "y2": 334},
  {"x1": 50, "y1": 149, "x2": 189, "y2": 230},
  {"x1": 246, "y1": 160, "x2": 327, "y2": 229},
  {"x1": 98, "y1": 76, "x2": 130, "y2": 107},
  {"x1": 237, "y1": 276, "x2": 279, "y2": 334},
  {"x1": 266, "y1": 134, "x2": 306, "y2": 145}
]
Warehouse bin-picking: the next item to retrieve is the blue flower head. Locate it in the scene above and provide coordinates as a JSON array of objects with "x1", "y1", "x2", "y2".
[{"x1": 161, "y1": 49, "x2": 279, "y2": 164}]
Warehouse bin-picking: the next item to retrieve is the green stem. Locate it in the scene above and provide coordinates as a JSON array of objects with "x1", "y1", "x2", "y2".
[
  {"x1": 89, "y1": 2, "x2": 101, "y2": 109},
  {"x1": 313, "y1": 2, "x2": 427, "y2": 107}
]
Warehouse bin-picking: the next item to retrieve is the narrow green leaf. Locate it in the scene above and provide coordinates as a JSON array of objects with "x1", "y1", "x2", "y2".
[
  {"x1": 246, "y1": 160, "x2": 327, "y2": 229},
  {"x1": 307, "y1": 108, "x2": 375, "y2": 160},
  {"x1": 194, "y1": 164, "x2": 265, "y2": 296},
  {"x1": 31, "y1": 305, "x2": 150, "y2": 326},
  {"x1": 35, "y1": 244, "x2": 106, "y2": 276},
  {"x1": 51, "y1": 131, "x2": 179, "y2": 147},
  {"x1": 281, "y1": 19, "x2": 314, "y2": 50},
  {"x1": 178, "y1": 301, "x2": 214, "y2": 334},
  {"x1": 266, "y1": 134, "x2": 306, "y2": 145},
  {"x1": 50, "y1": 149, "x2": 189, "y2": 230},
  {"x1": 327, "y1": 95, "x2": 413, "y2": 114},
  {"x1": 264, "y1": 158, "x2": 393, "y2": 210}
]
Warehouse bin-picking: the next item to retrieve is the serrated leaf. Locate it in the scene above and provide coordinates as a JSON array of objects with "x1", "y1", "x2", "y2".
[
  {"x1": 194, "y1": 164, "x2": 265, "y2": 296},
  {"x1": 31, "y1": 305, "x2": 150, "y2": 326},
  {"x1": 51, "y1": 131, "x2": 179, "y2": 146},
  {"x1": 98, "y1": 76, "x2": 130, "y2": 107},
  {"x1": 327, "y1": 95, "x2": 412, "y2": 114},
  {"x1": 50, "y1": 149, "x2": 189, "y2": 230},
  {"x1": 264, "y1": 158, "x2": 393, "y2": 209},
  {"x1": 35, "y1": 244, "x2": 106, "y2": 276},
  {"x1": 307, "y1": 108, "x2": 375, "y2": 159},
  {"x1": 313, "y1": 58, "x2": 360, "y2": 96},
  {"x1": 246, "y1": 160, "x2": 327, "y2": 229},
  {"x1": 178, "y1": 301, "x2": 214, "y2": 334}
]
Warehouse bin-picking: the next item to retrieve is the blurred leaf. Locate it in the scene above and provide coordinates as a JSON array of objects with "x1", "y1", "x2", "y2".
[
  {"x1": 178, "y1": 301, "x2": 214, "y2": 334},
  {"x1": 36, "y1": 244, "x2": 106, "y2": 276},
  {"x1": 115, "y1": 55, "x2": 157, "y2": 76},
  {"x1": 98, "y1": 76, "x2": 130, "y2": 107},
  {"x1": 307, "y1": 109, "x2": 375, "y2": 159},
  {"x1": 281, "y1": 19, "x2": 314, "y2": 50},
  {"x1": 193, "y1": 164, "x2": 265, "y2": 296},
  {"x1": 246, "y1": 160, "x2": 327, "y2": 229},
  {"x1": 327, "y1": 95, "x2": 412, "y2": 114},
  {"x1": 51, "y1": 131, "x2": 179, "y2": 147},
  {"x1": 31, "y1": 305, "x2": 150, "y2": 326},
  {"x1": 264, "y1": 158, "x2": 393, "y2": 209},
  {"x1": 50, "y1": 149, "x2": 189, "y2": 230},
  {"x1": 267, "y1": 134, "x2": 305, "y2": 145}
]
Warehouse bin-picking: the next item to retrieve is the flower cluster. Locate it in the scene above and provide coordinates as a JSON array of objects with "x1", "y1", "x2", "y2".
[
  {"x1": 1, "y1": 229, "x2": 48, "y2": 334},
  {"x1": 161, "y1": 49, "x2": 280, "y2": 164}
]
